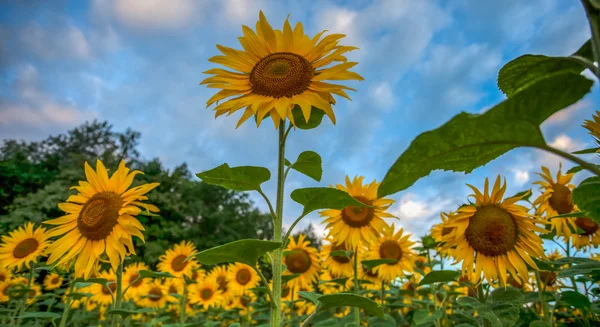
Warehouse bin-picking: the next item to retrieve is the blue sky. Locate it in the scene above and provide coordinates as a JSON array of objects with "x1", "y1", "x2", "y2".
[{"x1": 1, "y1": 0, "x2": 599, "y2": 242}]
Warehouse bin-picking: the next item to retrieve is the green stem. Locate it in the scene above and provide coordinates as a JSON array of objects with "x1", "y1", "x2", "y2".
[
  {"x1": 282, "y1": 214, "x2": 307, "y2": 249},
  {"x1": 353, "y1": 247, "x2": 360, "y2": 325},
  {"x1": 477, "y1": 284, "x2": 491, "y2": 327},
  {"x1": 180, "y1": 279, "x2": 187, "y2": 324},
  {"x1": 380, "y1": 281, "x2": 385, "y2": 311},
  {"x1": 256, "y1": 267, "x2": 276, "y2": 307},
  {"x1": 300, "y1": 304, "x2": 320, "y2": 327},
  {"x1": 271, "y1": 120, "x2": 287, "y2": 327},
  {"x1": 581, "y1": 0, "x2": 600, "y2": 80},
  {"x1": 111, "y1": 262, "x2": 124, "y2": 327},
  {"x1": 537, "y1": 144, "x2": 600, "y2": 177},
  {"x1": 16, "y1": 263, "x2": 35, "y2": 326},
  {"x1": 566, "y1": 240, "x2": 581, "y2": 294},
  {"x1": 58, "y1": 276, "x2": 74, "y2": 327},
  {"x1": 535, "y1": 270, "x2": 551, "y2": 324}
]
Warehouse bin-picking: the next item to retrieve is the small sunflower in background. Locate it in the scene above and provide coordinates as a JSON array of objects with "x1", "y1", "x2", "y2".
[
  {"x1": 189, "y1": 278, "x2": 223, "y2": 310},
  {"x1": 164, "y1": 278, "x2": 184, "y2": 303},
  {"x1": 283, "y1": 234, "x2": 320, "y2": 290},
  {"x1": 366, "y1": 224, "x2": 416, "y2": 281},
  {"x1": 45, "y1": 159, "x2": 159, "y2": 279},
  {"x1": 231, "y1": 291, "x2": 257, "y2": 316},
  {"x1": 431, "y1": 212, "x2": 456, "y2": 258},
  {"x1": 295, "y1": 299, "x2": 317, "y2": 316},
  {"x1": 570, "y1": 217, "x2": 600, "y2": 249},
  {"x1": 123, "y1": 262, "x2": 150, "y2": 300},
  {"x1": 190, "y1": 268, "x2": 206, "y2": 283},
  {"x1": 445, "y1": 176, "x2": 547, "y2": 286},
  {"x1": 136, "y1": 279, "x2": 169, "y2": 309},
  {"x1": 318, "y1": 270, "x2": 352, "y2": 294},
  {"x1": 0, "y1": 222, "x2": 50, "y2": 271},
  {"x1": 157, "y1": 240, "x2": 199, "y2": 279},
  {"x1": 321, "y1": 175, "x2": 395, "y2": 249},
  {"x1": 89, "y1": 270, "x2": 117, "y2": 306},
  {"x1": 227, "y1": 263, "x2": 260, "y2": 295},
  {"x1": 320, "y1": 237, "x2": 354, "y2": 278},
  {"x1": 43, "y1": 273, "x2": 62, "y2": 290},
  {"x1": 23, "y1": 284, "x2": 41, "y2": 305},
  {"x1": 201, "y1": 11, "x2": 362, "y2": 129},
  {"x1": 0, "y1": 282, "x2": 12, "y2": 302},
  {"x1": 532, "y1": 165, "x2": 578, "y2": 238},
  {"x1": 359, "y1": 259, "x2": 384, "y2": 291},
  {"x1": 0, "y1": 268, "x2": 12, "y2": 283},
  {"x1": 583, "y1": 110, "x2": 600, "y2": 149},
  {"x1": 207, "y1": 265, "x2": 232, "y2": 307}
]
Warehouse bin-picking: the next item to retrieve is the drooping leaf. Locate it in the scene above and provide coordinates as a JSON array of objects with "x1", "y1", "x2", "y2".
[
  {"x1": 361, "y1": 259, "x2": 398, "y2": 270},
  {"x1": 497, "y1": 40, "x2": 591, "y2": 97},
  {"x1": 318, "y1": 293, "x2": 384, "y2": 318},
  {"x1": 297, "y1": 291, "x2": 322, "y2": 305},
  {"x1": 138, "y1": 270, "x2": 175, "y2": 279},
  {"x1": 291, "y1": 105, "x2": 326, "y2": 130},
  {"x1": 413, "y1": 309, "x2": 443, "y2": 325},
  {"x1": 457, "y1": 296, "x2": 501, "y2": 326},
  {"x1": 72, "y1": 277, "x2": 108, "y2": 287},
  {"x1": 548, "y1": 211, "x2": 589, "y2": 219},
  {"x1": 378, "y1": 72, "x2": 593, "y2": 197},
  {"x1": 291, "y1": 187, "x2": 370, "y2": 216},
  {"x1": 196, "y1": 164, "x2": 270, "y2": 192},
  {"x1": 330, "y1": 250, "x2": 353, "y2": 259},
  {"x1": 419, "y1": 271, "x2": 460, "y2": 286},
  {"x1": 559, "y1": 291, "x2": 591, "y2": 311},
  {"x1": 66, "y1": 292, "x2": 93, "y2": 300},
  {"x1": 190, "y1": 239, "x2": 281, "y2": 266},
  {"x1": 281, "y1": 274, "x2": 300, "y2": 283},
  {"x1": 529, "y1": 321, "x2": 551, "y2": 327},
  {"x1": 572, "y1": 176, "x2": 600, "y2": 224},
  {"x1": 566, "y1": 163, "x2": 600, "y2": 174},
  {"x1": 572, "y1": 147, "x2": 599, "y2": 155},
  {"x1": 17, "y1": 312, "x2": 61, "y2": 320},
  {"x1": 288, "y1": 151, "x2": 323, "y2": 181},
  {"x1": 558, "y1": 259, "x2": 600, "y2": 278}
]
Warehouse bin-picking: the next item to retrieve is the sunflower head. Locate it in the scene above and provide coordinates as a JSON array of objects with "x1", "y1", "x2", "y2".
[
  {"x1": 321, "y1": 176, "x2": 395, "y2": 249},
  {"x1": 366, "y1": 224, "x2": 416, "y2": 281},
  {"x1": 533, "y1": 165, "x2": 577, "y2": 238},
  {"x1": 43, "y1": 273, "x2": 63, "y2": 290},
  {"x1": 157, "y1": 241, "x2": 199, "y2": 278},
  {"x1": 320, "y1": 237, "x2": 355, "y2": 278},
  {"x1": 0, "y1": 222, "x2": 50, "y2": 271},
  {"x1": 137, "y1": 279, "x2": 169, "y2": 309},
  {"x1": 123, "y1": 262, "x2": 150, "y2": 300},
  {"x1": 45, "y1": 159, "x2": 159, "y2": 279},
  {"x1": 90, "y1": 270, "x2": 117, "y2": 306},
  {"x1": 583, "y1": 110, "x2": 600, "y2": 149},
  {"x1": 446, "y1": 176, "x2": 547, "y2": 286},
  {"x1": 571, "y1": 217, "x2": 600, "y2": 250},
  {"x1": 201, "y1": 11, "x2": 363, "y2": 129},
  {"x1": 227, "y1": 263, "x2": 260, "y2": 295},
  {"x1": 283, "y1": 234, "x2": 320, "y2": 290},
  {"x1": 189, "y1": 278, "x2": 223, "y2": 310},
  {"x1": 0, "y1": 268, "x2": 12, "y2": 284}
]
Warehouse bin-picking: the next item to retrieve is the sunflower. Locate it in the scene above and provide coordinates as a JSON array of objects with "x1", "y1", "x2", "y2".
[
  {"x1": 190, "y1": 268, "x2": 206, "y2": 283},
  {"x1": 321, "y1": 176, "x2": 395, "y2": 249},
  {"x1": 137, "y1": 279, "x2": 169, "y2": 309},
  {"x1": 201, "y1": 11, "x2": 362, "y2": 129},
  {"x1": 0, "y1": 222, "x2": 50, "y2": 271},
  {"x1": 296, "y1": 299, "x2": 317, "y2": 316},
  {"x1": 227, "y1": 263, "x2": 260, "y2": 295},
  {"x1": 0, "y1": 281, "x2": 11, "y2": 302},
  {"x1": 123, "y1": 262, "x2": 150, "y2": 300},
  {"x1": 189, "y1": 278, "x2": 223, "y2": 310},
  {"x1": 0, "y1": 267, "x2": 12, "y2": 283},
  {"x1": 231, "y1": 291, "x2": 257, "y2": 316},
  {"x1": 583, "y1": 110, "x2": 600, "y2": 149},
  {"x1": 89, "y1": 270, "x2": 117, "y2": 306},
  {"x1": 43, "y1": 273, "x2": 62, "y2": 290},
  {"x1": 570, "y1": 217, "x2": 600, "y2": 250},
  {"x1": 318, "y1": 270, "x2": 347, "y2": 294},
  {"x1": 45, "y1": 160, "x2": 159, "y2": 279},
  {"x1": 22, "y1": 284, "x2": 41, "y2": 305},
  {"x1": 365, "y1": 224, "x2": 416, "y2": 282},
  {"x1": 532, "y1": 165, "x2": 578, "y2": 238},
  {"x1": 359, "y1": 260, "x2": 384, "y2": 291},
  {"x1": 283, "y1": 234, "x2": 320, "y2": 290},
  {"x1": 431, "y1": 212, "x2": 456, "y2": 251},
  {"x1": 157, "y1": 241, "x2": 199, "y2": 278},
  {"x1": 320, "y1": 237, "x2": 354, "y2": 278},
  {"x1": 207, "y1": 265, "x2": 232, "y2": 305},
  {"x1": 445, "y1": 176, "x2": 547, "y2": 286},
  {"x1": 164, "y1": 277, "x2": 184, "y2": 303}
]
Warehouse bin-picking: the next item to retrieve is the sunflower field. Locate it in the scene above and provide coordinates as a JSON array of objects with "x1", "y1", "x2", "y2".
[{"x1": 2, "y1": 3, "x2": 600, "y2": 327}]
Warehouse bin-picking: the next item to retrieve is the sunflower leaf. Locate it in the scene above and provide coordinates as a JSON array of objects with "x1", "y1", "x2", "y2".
[
  {"x1": 66, "y1": 292, "x2": 93, "y2": 300},
  {"x1": 137, "y1": 270, "x2": 175, "y2": 279},
  {"x1": 196, "y1": 164, "x2": 270, "y2": 192},
  {"x1": 189, "y1": 239, "x2": 281, "y2": 266},
  {"x1": 291, "y1": 187, "x2": 370, "y2": 217},
  {"x1": 297, "y1": 291, "x2": 322, "y2": 305},
  {"x1": 330, "y1": 250, "x2": 353, "y2": 259},
  {"x1": 497, "y1": 40, "x2": 591, "y2": 97},
  {"x1": 567, "y1": 163, "x2": 600, "y2": 174},
  {"x1": 559, "y1": 291, "x2": 591, "y2": 311},
  {"x1": 17, "y1": 312, "x2": 61, "y2": 320},
  {"x1": 378, "y1": 72, "x2": 593, "y2": 197},
  {"x1": 457, "y1": 296, "x2": 501, "y2": 326},
  {"x1": 419, "y1": 271, "x2": 460, "y2": 286},
  {"x1": 318, "y1": 293, "x2": 384, "y2": 318},
  {"x1": 361, "y1": 259, "x2": 398, "y2": 270},
  {"x1": 72, "y1": 278, "x2": 108, "y2": 288},
  {"x1": 281, "y1": 274, "x2": 300, "y2": 283},
  {"x1": 557, "y1": 259, "x2": 600, "y2": 278},
  {"x1": 572, "y1": 148, "x2": 599, "y2": 155},
  {"x1": 288, "y1": 151, "x2": 323, "y2": 182},
  {"x1": 292, "y1": 105, "x2": 326, "y2": 130},
  {"x1": 548, "y1": 212, "x2": 589, "y2": 219},
  {"x1": 572, "y1": 176, "x2": 600, "y2": 224}
]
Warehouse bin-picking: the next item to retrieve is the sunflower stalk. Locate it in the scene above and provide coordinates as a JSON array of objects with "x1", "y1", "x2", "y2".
[
  {"x1": 111, "y1": 262, "x2": 124, "y2": 327},
  {"x1": 271, "y1": 120, "x2": 287, "y2": 327},
  {"x1": 581, "y1": 0, "x2": 600, "y2": 80},
  {"x1": 15, "y1": 262, "x2": 35, "y2": 326},
  {"x1": 58, "y1": 276, "x2": 75, "y2": 327},
  {"x1": 180, "y1": 280, "x2": 187, "y2": 324},
  {"x1": 535, "y1": 270, "x2": 551, "y2": 324},
  {"x1": 352, "y1": 247, "x2": 360, "y2": 325}
]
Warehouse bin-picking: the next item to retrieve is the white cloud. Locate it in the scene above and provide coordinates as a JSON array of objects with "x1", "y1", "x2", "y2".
[
  {"x1": 544, "y1": 100, "x2": 590, "y2": 127},
  {"x1": 512, "y1": 169, "x2": 530, "y2": 186},
  {"x1": 96, "y1": 0, "x2": 201, "y2": 30},
  {"x1": 549, "y1": 133, "x2": 579, "y2": 152},
  {"x1": 222, "y1": 0, "x2": 266, "y2": 21},
  {"x1": 19, "y1": 23, "x2": 92, "y2": 60},
  {"x1": 370, "y1": 82, "x2": 395, "y2": 110}
]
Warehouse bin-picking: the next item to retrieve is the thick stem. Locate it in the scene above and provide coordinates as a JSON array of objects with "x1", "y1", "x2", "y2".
[
  {"x1": 581, "y1": 0, "x2": 600, "y2": 80},
  {"x1": 353, "y1": 247, "x2": 360, "y2": 325},
  {"x1": 300, "y1": 305, "x2": 320, "y2": 327},
  {"x1": 111, "y1": 262, "x2": 124, "y2": 327},
  {"x1": 271, "y1": 121, "x2": 287, "y2": 327},
  {"x1": 535, "y1": 270, "x2": 551, "y2": 324},
  {"x1": 256, "y1": 267, "x2": 276, "y2": 307},
  {"x1": 537, "y1": 145, "x2": 600, "y2": 177},
  {"x1": 16, "y1": 263, "x2": 35, "y2": 326},
  {"x1": 380, "y1": 281, "x2": 385, "y2": 311},
  {"x1": 180, "y1": 280, "x2": 187, "y2": 323},
  {"x1": 58, "y1": 277, "x2": 74, "y2": 327},
  {"x1": 477, "y1": 284, "x2": 491, "y2": 327}
]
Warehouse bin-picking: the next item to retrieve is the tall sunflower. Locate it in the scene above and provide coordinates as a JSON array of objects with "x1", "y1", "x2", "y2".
[
  {"x1": 283, "y1": 234, "x2": 320, "y2": 290},
  {"x1": 189, "y1": 278, "x2": 223, "y2": 310},
  {"x1": 532, "y1": 165, "x2": 578, "y2": 238},
  {"x1": 157, "y1": 241, "x2": 199, "y2": 278},
  {"x1": 445, "y1": 176, "x2": 547, "y2": 286},
  {"x1": 136, "y1": 279, "x2": 169, "y2": 309},
  {"x1": 321, "y1": 176, "x2": 395, "y2": 249},
  {"x1": 570, "y1": 217, "x2": 600, "y2": 249},
  {"x1": 227, "y1": 263, "x2": 260, "y2": 295},
  {"x1": 45, "y1": 160, "x2": 159, "y2": 279},
  {"x1": 0, "y1": 222, "x2": 50, "y2": 271},
  {"x1": 201, "y1": 11, "x2": 363, "y2": 129},
  {"x1": 320, "y1": 237, "x2": 354, "y2": 278},
  {"x1": 123, "y1": 262, "x2": 150, "y2": 300},
  {"x1": 43, "y1": 273, "x2": 63, "y2": 290},
  {"x1": 366, "y1": 224, "x2": 416, "y2": 281},
  {"x1": 583, "y1": 110, "x2": 600, "y2": 149}
]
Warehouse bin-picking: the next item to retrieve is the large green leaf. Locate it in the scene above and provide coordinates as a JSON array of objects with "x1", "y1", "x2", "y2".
[
  {"x1": 361, "y1": 259, "x2": 398, "y2": 270},
  {"x1": 287, "y1": 151, "x2": 323, "y2": 181},
  {"x1": 291, "y1": 187, "x2": 370, "y2": 216},
  {"x1": 291, "y1": 105, "x2": 326, "y2": 130},
  {"x1": 413, "y1": 309, "x2": 443, "y2": 325},
  {"x1": 558, "y1": 259, "x2": 600, "y2": 278},
  {"x1": 17, "y1": 312, "x2": 61, "y2": 320},
  {"x1": 319, "y1": 293, "x2": 384, "y2": 318},
  {"x1": 559, "y1": 291, "x2": 591, "y2": 311},
  {"x1": 189, "y1": 239, "x2": 281, "y2": 266},
  {"x1": 378, "y1": 72, "x2": 593, "y2": 197},
  {"x1": 196, "y1": 164, "x2": 270, "y2": 191},
  {"x1": 572, "y1": 176, "x2": 600, "y2": 224},
  {"x1": 456, "y1": 297, "x2": 501, "y2": 326},
  {"x1": 419, "y1": 271, "x2": 460, "y2": 286},
  {"x1": 107, "y1": 308, "x2": 154, "y2": 320},
  {"x1": 138, "y1": 270, "x2": 175, "y2": 279},
  {"x1": 497, "y1": 40, "x2": 591, "y2": 97}
]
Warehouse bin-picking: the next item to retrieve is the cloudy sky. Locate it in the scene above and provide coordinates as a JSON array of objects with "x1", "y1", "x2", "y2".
[{"x1": 1, "y1": 0, "x2": 599, "y2": 241}]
